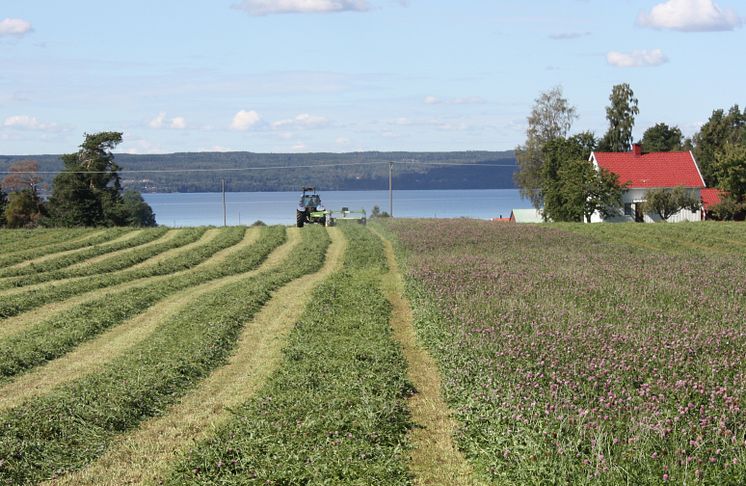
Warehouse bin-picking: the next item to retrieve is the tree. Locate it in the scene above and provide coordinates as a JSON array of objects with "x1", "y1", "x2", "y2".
[
  {"x1": 515, "y1": 86, "x2": 578, "y2": 208},
  {"x1": 642, "y1": 186, "x2": 701, "y2": 221},
  {"x1": 599, "y1": 83, "x2": 640, "y2": 152},
  {"x1": 118, "y1": 190, "x2": 156, "y2": 227},
  {"x1": 2, "y1": 160, "x2": 44, "y2": 194},
  {"x1": 693, "y1": 105, "x2": 746, "y2": 186},
  {"x1": 0, "y1": 188, "x2": 7, "y2": 227},
  {"x1": 540, "y1": 133, "x2": 596, "y2": 221},
  {"x1": 641, "y1": 123, "x2": 683, "y2": 152},
  {"x1": 712, "y1": 143, "x2": 746, "y2": 209},
  {"x1": 48, "y1": 132, "x2": 156, "y2": 227},
  {"x1": 4, "y1": 189, "x2": 46, "y2": 228}
]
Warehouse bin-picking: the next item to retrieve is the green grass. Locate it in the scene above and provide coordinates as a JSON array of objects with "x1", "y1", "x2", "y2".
[
  {"x1": 165, "y1": 224, "x2": 412, "y2": 485},
  {"x1": 0, "y1": 226, "x2": 330, "y2": 486}
]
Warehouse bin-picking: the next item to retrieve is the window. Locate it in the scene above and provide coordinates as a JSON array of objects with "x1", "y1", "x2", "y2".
[{"x1": 624, "y1": 203, "x2": 633, "y2": 216}]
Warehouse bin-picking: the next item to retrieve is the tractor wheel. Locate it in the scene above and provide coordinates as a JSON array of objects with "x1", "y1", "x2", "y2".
[
  {"x1": 296, "y1": 210, "x2": 305, "y2": 228},
  {"x1": 319, "y1": 216, "x2": 326, "y2": 227}
]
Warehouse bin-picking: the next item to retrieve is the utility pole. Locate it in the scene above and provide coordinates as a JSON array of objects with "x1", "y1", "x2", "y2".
[
  {"x1": 222, "y1": 179, "x2": 227, "y2": 227},
  {"x1": 388, "y1": 161, "x2": 393, "y2": 218}
]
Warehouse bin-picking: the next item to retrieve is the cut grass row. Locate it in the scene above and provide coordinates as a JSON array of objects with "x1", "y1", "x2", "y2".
[
  {"x1": 52, "y1": 228, "x2": 347, "y2": 486},
  {"x1": 0, "y1": 226, "x2": 285, "y2": 381},
  {"x1": 0, "y1": 228, "x2": 204, "y2": 289},
  {"x1": 0, "y1": 225, "x2": 330, "y2": 485},
  {"x1": 0, "y1": 228, "x2": 167, "y2": 280},
  {"x1": 0, "y1": 228, "x2": 97, "y2": 253},
  {"x1": 0, "y1": 226, "x2": 247, "y2": 319},
  {"x1": 166, "y1": 224, "x2": 412, "y2": 485},
  {"x1": 0, "y1": 228, "x2": 130, "y2": 268}
]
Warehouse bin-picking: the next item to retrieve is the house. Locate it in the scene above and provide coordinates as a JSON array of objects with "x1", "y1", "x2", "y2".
[
  {"x1": 700, "y1": 188, "x2": 724, "y2": 220},
  {"x1": 589, "y1": 144, "x2": 706, "y2": 223},
  {"x1": 510, "y1": 208, "x2": 545, "y2": 223}
]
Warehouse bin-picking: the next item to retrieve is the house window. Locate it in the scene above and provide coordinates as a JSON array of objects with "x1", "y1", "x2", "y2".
[{"x1": 624, "y1": 203, "x2": 634, "y2": 216}]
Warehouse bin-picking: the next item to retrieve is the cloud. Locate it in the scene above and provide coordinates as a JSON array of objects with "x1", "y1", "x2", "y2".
[
  {"x1": 232, "y1": 0, "x2": 370, "y2": 16},
  {"x1": 549, "y1": 32, "x2": 591, "y2": 40},
  {"x1": 424, "y1": 95, "x2": 485, "y2": 105},
  {"x1": 3, "y1": 115, "x2": 57, "y2": 131},
  {"x1": 231, "y1": 110, "x2": 262, "y2": 130},
  {"x1": 0, "y1": 18, "x2": 32, "y2": 37},
  {"x1": 271, "y1": 113, "x2": 329, "y2": 129},
  {"x1": 606, "y1": 49, "x2": 669, "y2": 68},
  {"x1": 149, "y1": 113, "x2": 187, "y2": 129},
  {"x1": 170, "y1": 117, "x2": 186, "y2": 129},
  {"x1": 149, "y1": 112, "x2": 166, "y2": 129},
  {"x1": 637, "y1": 0, "x2": 742, "y2": 32}
]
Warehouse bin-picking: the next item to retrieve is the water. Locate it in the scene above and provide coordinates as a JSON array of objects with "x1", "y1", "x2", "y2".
[{"x1": 143, "y1": 189, "x2": 526, "y2": 227}]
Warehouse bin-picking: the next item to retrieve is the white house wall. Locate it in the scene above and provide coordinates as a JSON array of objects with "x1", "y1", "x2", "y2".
[{"x1": 590, "y1": 188, "x2": 702, "y2": 223}]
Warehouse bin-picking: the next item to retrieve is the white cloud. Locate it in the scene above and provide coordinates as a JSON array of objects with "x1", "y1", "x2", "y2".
[
  {"x1": 3, "y1": 115, "x2": 57, "y2": 130},
  {"x1": 271, "y1": 113, "x2": 329, "y2": 129},
  {"x1": 607, "y1": 49, "x2": 669, "y2": 68},
  {"x1": 424, "y1": 96, "x2": 440, "y2": 105},
  {"x1": 170, "y1": 117, "x2": 187, "y2": 129},
  {"x1": 336, "y1": 137, "x2": 350, "y2": 145},
  {"x1": 149, "y1": 112, "x2": 166, "y2": 129},
  {"x1": 549, "y1": 32, "x2": 591, "y2": 40},
  {"x1": 0, "y1": 18, "x2": 32, "y2": 37},
  {"x1": 637, "y1": 0, "x2": 742, "y2": 32},
  {"x1": 230, "y1": 110, "x2": 262, "y2": 130},
  {"x1": 233, "y1": 0, "x2": 370, "y2": 16}
]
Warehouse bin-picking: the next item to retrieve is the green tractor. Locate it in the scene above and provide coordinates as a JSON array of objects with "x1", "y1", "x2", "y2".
[{"x1": 296, "y1": 187, "x2": 329, "y2": 228}]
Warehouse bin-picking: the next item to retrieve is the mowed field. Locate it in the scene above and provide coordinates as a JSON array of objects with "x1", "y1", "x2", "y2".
[{"x1": 0, "y1": 221, "x2": 744, "y2": 485}]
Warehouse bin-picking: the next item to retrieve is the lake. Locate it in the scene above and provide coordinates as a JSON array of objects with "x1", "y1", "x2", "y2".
[{"x1": 143, "y1": 189, "x2": 527, "y2": 227}]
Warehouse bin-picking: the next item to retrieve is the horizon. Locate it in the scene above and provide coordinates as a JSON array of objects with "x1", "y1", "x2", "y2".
[{"x1": 2, "y1": 1, "x2": 744, "y2": 155}]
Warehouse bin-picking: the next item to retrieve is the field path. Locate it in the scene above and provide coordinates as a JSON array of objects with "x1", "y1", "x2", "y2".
[
  {"x1": 49, "y1": 227, "x2": 346, "y2": 486},
  {"x1": 0, "y1": 228, "x2": 296, "y2": 412},
  {"x1": 374, "y1": 228, "x2": 480, "y2": 486}
]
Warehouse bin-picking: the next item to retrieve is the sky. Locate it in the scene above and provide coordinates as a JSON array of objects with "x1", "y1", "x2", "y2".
[{"x1": 1, "y1": 0, "x2": 744, "y2": 155}]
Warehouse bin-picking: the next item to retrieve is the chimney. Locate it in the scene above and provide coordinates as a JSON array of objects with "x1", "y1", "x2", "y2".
[{"x1": 632, "y1": 143, "x2": 642, "y2": 157}]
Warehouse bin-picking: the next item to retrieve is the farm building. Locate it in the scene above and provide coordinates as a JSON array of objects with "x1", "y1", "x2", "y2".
[
  {"x1": 589, "y1": 144, "x2": 706, "y2": 223},
  {"x1": 701, "y1": 187, "x2": 724, "y2": 220},
  {"x1": 510, "y1": 208, "x2": 545, "y2": 223}
]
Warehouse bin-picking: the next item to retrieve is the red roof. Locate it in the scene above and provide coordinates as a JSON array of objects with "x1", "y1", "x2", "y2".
[
  {"x1": 592, "y1": 151, "x2": 705, "y2": 189},
  {"x1": 701, "y1": 188, "x2": 724, "y2": 209}
]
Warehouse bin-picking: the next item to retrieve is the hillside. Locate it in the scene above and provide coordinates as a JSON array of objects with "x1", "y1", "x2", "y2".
[{"x1": 0, "y1": 151, "x2": 516, "y2": 193}]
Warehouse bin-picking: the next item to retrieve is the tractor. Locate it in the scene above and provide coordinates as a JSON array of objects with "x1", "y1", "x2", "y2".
[{"x1": 296, "y1": 187, "x2": 328, "y2": 227}]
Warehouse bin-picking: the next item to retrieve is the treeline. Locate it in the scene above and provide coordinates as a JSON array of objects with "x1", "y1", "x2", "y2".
[
  {"x1": 515, "y1": 84, "x2": 746, "y2": 221},
  {"x1": 0, "y1": 132, "x2": 155, "y2": 228},
  {"x1": 0, "y1": 151, "x2": 517, "y2": 194}
]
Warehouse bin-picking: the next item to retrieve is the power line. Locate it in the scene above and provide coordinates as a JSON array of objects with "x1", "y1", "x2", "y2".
[{"x1": 0, "y1": 160, "x2": 517, "y2": 175}]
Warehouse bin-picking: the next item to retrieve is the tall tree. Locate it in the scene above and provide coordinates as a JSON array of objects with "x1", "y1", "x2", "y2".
[
  {"x1": 515, "y1": 86, "x2": 578, "y2": 208},
  {"x1": 48, "y1": 132, "x2": 156, "y2": 227},
  {"x1": 693, "y1": 105, "x2": 746, "y2": 186},
  {"x1": 599, "y1": 83, "x2": 640, "y2": 152},
  {"x1": 641, "y1": 123, "x2": 683, "y2": 152}
]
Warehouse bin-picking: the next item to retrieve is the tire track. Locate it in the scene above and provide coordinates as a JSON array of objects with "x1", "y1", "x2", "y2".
[{"x1": 374, "y1": 228, "x2": 480, "y2": 486}]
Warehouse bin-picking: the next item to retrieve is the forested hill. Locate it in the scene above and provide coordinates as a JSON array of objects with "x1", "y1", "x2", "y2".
[{"x1": 0, "y1": 151, "x2": 516, "y2": 193}]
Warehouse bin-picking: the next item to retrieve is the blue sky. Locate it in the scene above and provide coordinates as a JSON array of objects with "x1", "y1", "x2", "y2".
[{"x1": 1, "y1": 0, "x2": 744, "y2": 154}]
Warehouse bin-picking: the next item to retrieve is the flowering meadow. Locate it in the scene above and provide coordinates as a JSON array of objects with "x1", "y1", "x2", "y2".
[{"x1": 384, "y1": 220, "x2": 746, "y2": 484}]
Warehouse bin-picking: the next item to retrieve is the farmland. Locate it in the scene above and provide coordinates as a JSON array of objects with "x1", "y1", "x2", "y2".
[{"x1": 0, "y1": 221, "x2": 745, "y2": 484}]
